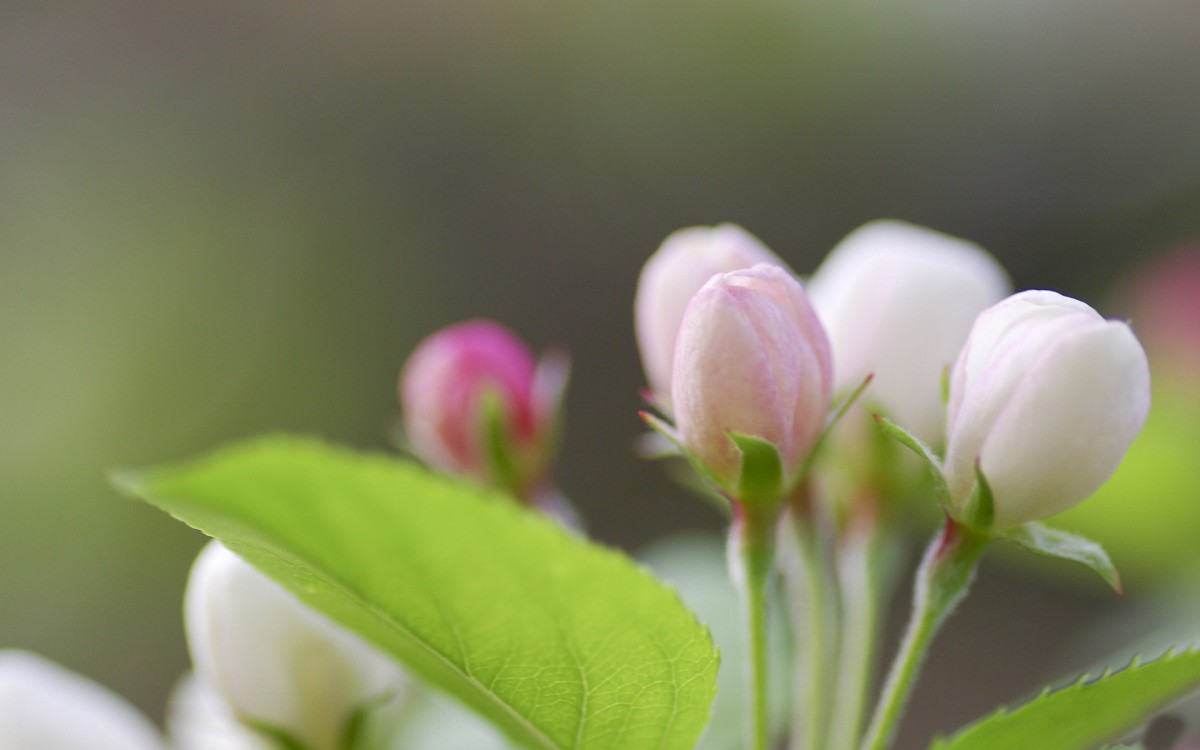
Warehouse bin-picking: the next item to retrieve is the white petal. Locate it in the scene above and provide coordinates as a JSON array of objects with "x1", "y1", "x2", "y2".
[
  {"x1": 167, "y1": 674, "x2": 272, "y2": 750},
  {"x1": 0, "y1": 650, "x2": 163, "y2": 750},
  {"x1": 978, "y1": 320, "x2": 1151, "y2": 526},
  {"x1": 810, "y1": 220, "x2": 1009, "y2": 444}
]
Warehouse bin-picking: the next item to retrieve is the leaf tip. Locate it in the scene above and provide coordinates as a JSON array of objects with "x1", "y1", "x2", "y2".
[{"x1": 108, "y1": 468, "x2": 148, "y2": 499}]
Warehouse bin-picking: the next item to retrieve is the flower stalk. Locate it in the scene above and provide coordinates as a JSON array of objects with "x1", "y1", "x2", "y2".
[
  {"x1": 728, "y1": 501, "x2": 783, "y2": 750},
  {"x1": 783, "y1": 487, "x2": 834, "y2": 750},
  {"x1": 859, "y1": 517, "x2": 988, "y2": 750},
  {"x1": 828, "y1": 504, "x2": 888, "y2": 750}
]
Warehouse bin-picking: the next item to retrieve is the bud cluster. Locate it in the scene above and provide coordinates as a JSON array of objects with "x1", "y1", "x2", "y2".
[{"x1": 633, "y1": 221, "x2": 1150, "y2": 528}]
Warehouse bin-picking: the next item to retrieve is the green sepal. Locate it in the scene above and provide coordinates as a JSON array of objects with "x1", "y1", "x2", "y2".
[
  {"x1": 639, "y1": 411, "x2": 725, "y2": 494},
  {"x1": 1003, "y1": 522, "x2": 1122, "y2": 593},
  {"x1": 798, "y1": 373, "x2": 874, "y2": 478},
  {"x1": 242, "y1": 719, "x2": 312, "y2": 750},
  {"x1": 960, "y1": 460, "x2": 994, "y2": 533},
  {"x1": 871, "y1": 414, "x2": 951, "y2": 509},
  {"x1": 727, "y1": 432, "x2": 784, "y2": 507},
  {"x1": 481, "y1": 388, "x2": 524, "y2": 498}
]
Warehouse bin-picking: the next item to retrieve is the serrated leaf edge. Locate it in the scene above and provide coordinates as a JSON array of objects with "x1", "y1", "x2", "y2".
[{"x1": 929, "y1": 647, "x2": 1200, "y2": 750}]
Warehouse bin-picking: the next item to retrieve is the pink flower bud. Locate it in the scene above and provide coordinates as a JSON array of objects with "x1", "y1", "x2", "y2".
[
  {"x1": 808, "y1": 220, "x2": 1010, "y2": 445},
  {"x1": 944, "y1": 291, "x2": 1151, "y2": 527},
  {"x1": 400, "y1": 320, "x2": 564, "y2": 498},
  {"x1": 635, "y1": 224, "x2": 788, "y2": 408},
  {"x1": 671, "y1": 264, "x2": 833, "y2": 491}
]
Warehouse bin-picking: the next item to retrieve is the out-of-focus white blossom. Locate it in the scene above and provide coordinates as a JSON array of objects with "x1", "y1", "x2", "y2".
[
  {"x1": 808, "y1": 220, "x2": 1010, "y2": 446},
  {"x1": 0, "y1": 650, "x2": 163, "y2": 750}
]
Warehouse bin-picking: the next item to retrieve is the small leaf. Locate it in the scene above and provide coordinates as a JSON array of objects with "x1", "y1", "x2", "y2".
[
  {"x1": 727, "y1": 432, "x2": 784, "y2": 505},
  {"x1": 871, "y1": 414, "x2": 951, "y2": 507},
  {"x1": 116, "y1": 436, "x2": 720, "y2": 750},
  {"x1": 1004, "y1": 522, "x2": 1122, "y2": 593},
  {"x1": 930, "y1": 649, "x2": 1200, "y2": 750}
]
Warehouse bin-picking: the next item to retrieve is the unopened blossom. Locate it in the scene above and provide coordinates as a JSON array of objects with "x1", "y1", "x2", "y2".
[
  {"x1": 167, "y1": 674, "x2": 272, "y2": 750},
  {"x1": 0, "y1": 650, "x2": 163, "y2": 750},
  {"x1": 635, "y1": 224, "x2": 789, "y2": 408},
  {"x1": 672, "y1": 264, "x2": 833, "y2": 492},
  {"x1": 400, "y1": 319, "x2": 566, "y2": 499},
  {"x1": 808, "y1": 220, "x2": 1010, "y2": 445},
  {"x1": 185, "y1": 542, "x2": 406, "y2": 750},
  {"x1": 944, "y1": 290, "x2": 1151, "y2": 528}
]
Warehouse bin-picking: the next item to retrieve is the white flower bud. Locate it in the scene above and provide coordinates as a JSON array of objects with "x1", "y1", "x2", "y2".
[
  {"x1": 167, "y1": 674, "x2": 272, "y2": 750},
  {"x1": 0, "y1": 650, "x2": 163, "y2": 750},
  {"x1": 635, "y1": 224, "x2": 789, "y2": 407},
  {"x1": 944, "y1": 290, "x2": 1151, "y2": 527},
  {"x1": 808, "y1": 220, "x2": 1010, "y2": 445},
  {"x1": 185, "y1": 542, "x2": 406, "y2": 750}
]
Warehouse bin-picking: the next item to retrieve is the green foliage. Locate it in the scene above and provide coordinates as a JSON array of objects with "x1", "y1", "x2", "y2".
[
  {"x1": 117, "y1": 436, "x2": 719, "y2": 750},
  {"x1": 931, "y1": 649, "x2": 1200, "y2": 750},
  {"x1": 1004, "y1": 523, "x2": 1121, "y2": 593}
]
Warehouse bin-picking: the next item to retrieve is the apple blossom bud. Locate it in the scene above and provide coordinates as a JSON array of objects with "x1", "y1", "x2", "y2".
[
  {"x1": 168, "y1": 674, "x2": 271, "y2": 750},
  {"x1": 0, "y1": 650, "x2": 163, "y2": 750},
  {"x1": 672, "y1": 264, "x2": 833, "y2": 493},
  {"x1": 944, "y1": 290, "x2": 1151, "y2": 528},
  {"x1": 400, "y1": 320, "x2": 566, "y2": 499},
  {"x1": 808, "y1": 220, "x2": 1010, "y2": 445},
  {"x1": 635, "y1": 224, "x2": 789, "y2": 408},
  {"x1": 185, "y1": 542, "x2": 406, "y2": 750}
]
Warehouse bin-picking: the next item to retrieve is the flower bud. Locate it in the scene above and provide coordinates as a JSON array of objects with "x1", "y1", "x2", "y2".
[
  {"x1": 168, "y1": 674, "x2": 272, "y2": 750},
  {"x1": 185, "y1": 542, "x2": 406, "y2": 750},
  {"x1": 400, "y1": 320, "x2": 565, "y2": 499},
  {"x1": 944, "y1": 290, "x2": 1151, "y2": 528},
  {"x1": 0, "y1": 650, "x2": 163, "y2": 750},
  {"x1": 672, "y1": 264, "x2": 833, "y2": 492},
  {"x1": 807, "y1": 220, "x2": 1010, "y2": 445},
  {"x1": 635, "y1": 224, "x2": 789, "y2": 408}
]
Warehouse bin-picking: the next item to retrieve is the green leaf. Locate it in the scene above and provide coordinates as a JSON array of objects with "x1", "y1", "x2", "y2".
[
  {"x1": 727, "y1": 432, "x2": 784, "y2": 506},
  {"x1": 871, "y1": 414, "x2": 950, "y2": 507},
  {"x1": 116, "y1": 436, "x2": 719, "y2": 750},
  {"x1": 1004, "y1": 522, "x2": 1122, "y2": 593},
  {"x1": 930, "y1": 649, "x2": 1200, "y2": 750}
]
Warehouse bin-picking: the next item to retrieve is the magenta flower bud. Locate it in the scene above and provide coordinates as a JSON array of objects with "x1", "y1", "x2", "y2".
[
  {"x1": 400, "y1": 320, "x2": 565, "y2": 498},
  {"x1": 944, "y1": 291, "x2": 1151, "y2": 527},
  {"x1": 671, "y1": 264, "x2": 833, "y2": 493},
  {"x1": 635, "y1": 224, "x2": 789, "y2": 408}
]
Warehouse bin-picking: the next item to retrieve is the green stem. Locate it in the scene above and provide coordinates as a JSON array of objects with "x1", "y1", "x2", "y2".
[
  {"x1": 729, "y1": 502, "x2": 781, "y2": 750},
  {"x1": 859, "y1": 518, "x2": 988, "y2": 750},
  {"x1": 783, "y1": 489, "x2": 836, "y2": 750},
  {"x1": 828, "y1": 509, "x2": 885, "y2": 750}
]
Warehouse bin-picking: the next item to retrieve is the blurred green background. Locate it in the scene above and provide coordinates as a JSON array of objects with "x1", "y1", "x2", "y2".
[{"x1": 3, "y1": 2, "x2": 1199, "y2": 747}]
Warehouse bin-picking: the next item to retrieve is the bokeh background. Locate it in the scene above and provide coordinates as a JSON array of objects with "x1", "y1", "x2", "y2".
[{"x1": 3, "y1": 2, "x2": 1199, "y2": 748}]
